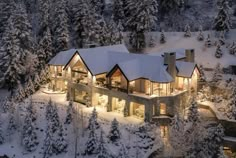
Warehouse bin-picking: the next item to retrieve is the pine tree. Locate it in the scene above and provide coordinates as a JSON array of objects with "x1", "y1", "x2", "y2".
[
  {"x1": 160, "y1": 30, "x2": 166, "y2": 44},
  {"x1": 43, "y1": 122, "x2": 54, "y2": 158},
  {"x1": 214, "y1": 0, "x2": 231, "y2": 32},
  {"x1": 50, "y1": 104, "x2": 60, "y2": 133},
  {"x1": 219, "y1": 33, "x2": 225, "y2": 45},
  {"x1": 0, "y1": 115, "x2": 4, "y2": 144},
  {"x1": 113, "y1": 0, "x2": 125, "y2": 24},
  {"x1": 27, "y1": 98, "x2": 37, "y2": 122},
  {"x1": 229, "y1": 41, "x2": 236, "y2": 55},
  {"x1": 53, "y1": 0, "x2": 69, "y2": 53},
  {"x1": 25, "y1": 77, "x2": 35, "y2": 96},
  {"x1": 85, "y1": 123, "x2": 98, "y2": 155},
  {"x1": 65, "y1": 101, "x2": 73, "y2": 124},
  {"x1": 160, "y1": 0, "x2": 182, "y2": 13},
  {"x1": 108, "y1": 118, "x2": 121, "y2": 142},
  {"x1": 117, "y1": 143, "x2": 129, "y2": 158},
  {"x1": 211, "y1": 63, "x2": 222, "y2": 85},
  {"x1": 215, "y1": 44, "x2": 223, "y2": 58},
  {"x1": 205, "y1": 34, "x2": 212, "y2": 47},
  {"x1": 90, "y1": 0, "x2": 105, "y2": 15},
  {"x1": 22, "y1": 114, "x2": 39, "y2": 152},
  {"x1": 46, "y1": 98, "x2": 54, "y2": 120},
  {"x1": 87, "y1": 108, "x2": 99, "y2": 130},
  {"x1": 126, "y1": 0, "x2": 158, "y2": 50},
  {"x1": 7, "y1": 113, "x2": 17, "y2": 136},
  {"x1": 15, "y1": 83, "x2": 26, "y2": 101},
  {"x1": 217, "y1": 146, "x2": 226, "y2": 158},
  {"x1": 97, "y1": 131, "x2": 111, "y2": 158},
  {"x1": 34, "y1": 72, "x2": 41, "y2": 91},
  {"x1": 226, "y1": 88, "x2": 236, "y2": 119},
  {"x1": 187, "y1": 99, "x2": 200, "y2": 123},
  {"x1": 198, "y1": 65, "x2": 206, "y2": 82},
  {"x1": 149, "y1": 36, "x2": 155, "y2": 47},
  {"x1": 53, "y1": 123, "x2": 67, "y2": 154},
  {"x1": 197, "y1": 26, "x2": 204, "y2": 41},
  {"x1": 184, "y1": 24, "x2": 191, "y2": 37}
]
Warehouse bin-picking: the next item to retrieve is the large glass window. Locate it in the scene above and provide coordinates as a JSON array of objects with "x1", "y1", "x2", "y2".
[
  {"x1": 112, "y1": 97, "x2": 125, "y2": 114},
  {"x1": 160, "y1": 103, "x2": 166, "y2": 115},
  {"x1": 130, "y1": 102, "x2": 145, "y2": 119}
]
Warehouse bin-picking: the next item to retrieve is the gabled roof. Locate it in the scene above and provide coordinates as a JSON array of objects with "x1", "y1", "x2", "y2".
[
  {"x1": 48, "y1": 49, "x2": 77, "y2": 66},
  {"x1": 176, "y1": 61, "x2": 196, "y2": 78}
]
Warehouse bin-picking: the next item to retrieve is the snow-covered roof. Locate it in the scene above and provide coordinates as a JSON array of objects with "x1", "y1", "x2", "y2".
[
  {"x1": 48, "y1": 49, "x2": 77, "y2": 66},
  {"x1": 148, "y1": 48, "x2": 186, "y2": 60},
  {"x1": 176, "y1": 61, "x2": 196, "y2": 78}
]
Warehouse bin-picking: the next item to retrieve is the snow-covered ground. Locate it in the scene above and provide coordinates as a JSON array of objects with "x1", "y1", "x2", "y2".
[
  {"x1": 145, "y1": 30, "x2": 236, "y2": 68},
  {"x1": 0, "y1": 90, "x2": 162, "y2": 158}
]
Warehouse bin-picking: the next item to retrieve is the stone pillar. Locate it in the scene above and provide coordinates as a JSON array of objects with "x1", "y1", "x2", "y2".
[
  {"x1": 185, "y1": 49, "x2": 195, "y2": 62},
  {"x1": 164, "y1": 52, "x2": 176, "y2": 90},
  {"x1": 107, "y1": 95, "x2": 112, "y2": 112}
]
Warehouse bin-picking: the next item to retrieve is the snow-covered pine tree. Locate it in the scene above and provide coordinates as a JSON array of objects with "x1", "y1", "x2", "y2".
[
  {"x1": 15, "y1": 83, "x2": 26, "y2": 101},
  {"x1": 46, "y1": 98, "x2": 54, "y2": 120},
  {"x1": 219, "y1": 32, "x2": 225, "y2": 45},
  {"x1": 25, "y1": 77, "x2": 35, "y2": 96},
  {"x1": 27, "y1": 97, "x2": 37, "y2": 122},
  {"x1": 160, "y1": 30, "x2": 166, "y2": 44},
  {"x1": 97, "y1": 131, "x2": 112, "y2": 158},
  {"x1": 149, "y1": 36, "x2": 155, "y2": 47},
  {"x1": 50, "y1": 104, "x2": 60, "y2": 133},
  {"x1": 43, "y1": 122, "x2": 54, "y2": 158},
  {"x1": 87, "y1": 108, "x2": 99, "y2": 130},
  {"x1": 126, "y1": 0, "x2": 158, "y2": 51},
  {"x1": 40, "y1": 67, "x2": 50, "y2": 85},
  {"x1": 205, "y1": 34, "x2": 212, "y2": 47},
  {"x1": 0, "y1": 114, "x2": 4, "y2": 144},
  {"x1": 217, "y1": 146, "x2": 226, "y2": 158},
  {"x1": 7, "y1": 111, "x2": 17, "y2": 136},
  {"x1": 169, "y1": 115, "x2": 185, "y2": 153},
  {"x1": 198, "y1": 65, "x2": 206, "y2": 82},
  {"x1": 65, "y1": 101, "x2": 73, "y2": 124},
  {"x1": 37, "y1": 27, "x2": 53, "y2": 70},
  {"x1": 108, "y1": 118, "x2": 121, "y2": 142},
  {"x1": 53, "y1": 0, "x2": 69, "y2": 53},
  {"x1": 215, "y1": 44, "x2": 223, "y2": 58},
  {"x1": 53, "y1": 123, "x2": 67, "y2": 154},
  {"x1": 85, "y1": 122, "x2": 98, "y2": 155},
  {"x1": 197, "y1": 25, "x2": 204, "y2": 41},
  {"x1": 34, "y1": 72, "x2": 41, "y2": 91},
  {"x1": 211, "y1": 63, "x2": 222, "y2": 85},
  {"x1": 90, "y1": 0, "x2": 105, "y2": 15},
  {"x1": 226, "y1": 88, "x2": 236, "y2": 119},
  {"x1": 22, "y1": 114, "x2": 39, "y2": 152},
  {"x1": 38, "y1": 0, "x2": 50, "y2": 38},
  {"x1": 214, "y1": 0, "x2": 231, "y2": 32},
  {"x1": 184, "y1": 24, "x2": 191, "y2": 37},
  {"x1": 117, "y1": 143, "x2": 129, "y2": 158},
  {"x1": 117, "y1": 20, "x2": 124, "y2": 44},
  {"x1": 113, "y1": 0, "x2": 125, "y2": 25},
  {"x1": 229, "y1": 41, "x2": 236, "y2": 55},
  {"x1": 187, "y1": 99, "x2": 200, "y2": 123}
]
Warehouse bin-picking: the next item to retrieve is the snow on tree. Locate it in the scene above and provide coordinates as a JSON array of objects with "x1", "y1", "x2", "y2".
[
  {"x1": 229, "y1": 41, "x2": 236, "y2": 55},
  {"x1": 205, "y1": 34, "x2": 212, "y2": 47},
  {"x1": 90, "y1": 0, "x2": 105, "y2": 15},
  {"x1": 38, "y1": 0, "x2": 50, "y2": 38},
  {"x1": 37, "y1": 27, "x2": 53, "y2": 70},
  {"x1": 22, "y1": 114, "x2": 39, "y2": 152},
  {"x1": 169, "y1": 115, "x2": 186, "y2": 154},
  {"x1": 198, "y1": 65, "x2": 206, "y2": 82},
  {"x1": 197, "y1": 26, "x2": 204, "y2": 41},
  {"x1": 160, "y1": 0, "x2": 183, "y2": 13},
  {"x1": 217, "y1": 146, "x2": 226, "y2": 158},
  {"x1": 134, "y1": 124, "x2": 155, "y2": 153},
  {"x1": 34, "y1": 72, "x2": 41, "y2": 91},
  {"x1": 184, "y1": 24, "x2": 191, "y2": 37},
  {"x1": 46, "y1": 98, "x2": 54, "y2": 120},
  {"x1": 117, "y1": 20, "x2": 124, "y2": 44},
  {"x1": 64, "y1": 101, "x2": 73, "y2": 124},
  {"x1": 215, "y1": 44, "x2": 223, "y2": 58},
  {"x1": 87, "y1": 108, "x2": 100, "y2": 130},
  {"x1": 112, "y1": 0, "x2": 125, "y2": 24},
  {"x1": 53, "y1": 0, "x2": 69, "y2": 53},
  {"x1": 27, "y1": 97, "x2": 37, "y2": 122},
  {"x1": 49, "y1": 104, "x2": 60, "y2": 133},
  {"x1": 218, "y1": 32, "x2": 225, "y2": 45},
  {"x1": 149, "y1": 36, "x2": 155, "y2": 47},
  {"x1": 40, "y1": 67, "x2": 50, "y2": 85},
  {"x1": 214, "y1": 0, "x2": 231, "y2": 32},
  {"x1": 160, "y1": 30, "x2": 166, "y2": 44},
  {"x1": 97, "y1": 131, "x2": 112, "y2": 158},
  {"x1": 126, "y1": 0, "x2": 158, "y2": 50},
  {"x1": 7, "y1": 106, "x2": 17, "y2": 136},
  {"x1": 108, "y1": 118, "x2": 121, "y2": 142},
  {"x1": 226, "y1": 88, "x2": 236, "y2": 119},
  {"x1": 106, "y1": 18, "x2": 122, "y2": 45},
  {"x1": 117, "y1": 143, "x2": 129, "y2": 158},
  {"x1": 25, "y1": 77, "x2": 35, "y2": 96},
  {"x1": 15, "y1": 83, "x2": 26, "y2": 101},
  {"x1": 0, "y1": 114, "x2": 4, "y2": 144},
  {"x1": 84, "y1": 122, "x2": 98, "y2": 155},
  {"x1": 43, "y1": 122, "x2": 54, "y2": 158},
  {"x1": 53, "y1": 123, "x2": 67, "y2": 154},
  {"x1": 186, "y1": 99, "x2": 200, "y2": 123},
  {"x1": 211, "y1": 63, "x2": 222, "y2": 85}
]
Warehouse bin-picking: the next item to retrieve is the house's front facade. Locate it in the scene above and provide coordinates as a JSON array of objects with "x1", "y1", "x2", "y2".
[{"x1": 48, "y1": 45, "x2": 199, "y2": 134}]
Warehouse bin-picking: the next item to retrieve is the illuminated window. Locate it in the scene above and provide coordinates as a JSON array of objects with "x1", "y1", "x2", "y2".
[
  {"x1": 160, "y1": 126, "x2": 168, "y2": 138},
  {"x1": 160, "y1": 103, "x2": 166, "y2": 115}
]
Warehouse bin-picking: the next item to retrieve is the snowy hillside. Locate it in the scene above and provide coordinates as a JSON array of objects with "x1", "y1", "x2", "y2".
[{"x1": 145, "y1": 30, "x2": 236, "y2": 68}]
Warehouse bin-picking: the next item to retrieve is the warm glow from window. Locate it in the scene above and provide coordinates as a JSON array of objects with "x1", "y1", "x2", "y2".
[
  {"x1": 160, "y1": 126, "x2": 168, "y2": 138},
  {"x1": 160, "y1": 103, "x2": 166, "y2": 115}
]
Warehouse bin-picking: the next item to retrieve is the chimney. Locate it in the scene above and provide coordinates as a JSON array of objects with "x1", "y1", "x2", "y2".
[
  {"x1": 185, "y1": 49, "x2": 195, "y2": 62},
  {"x1": 164, "y1": 52, "x2": 176, "y2": 79}
]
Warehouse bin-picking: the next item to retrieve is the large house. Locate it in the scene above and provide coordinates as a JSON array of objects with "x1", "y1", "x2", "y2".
[{"x1": 48, "y1": 44, "x2": 199, "y2": 135}]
